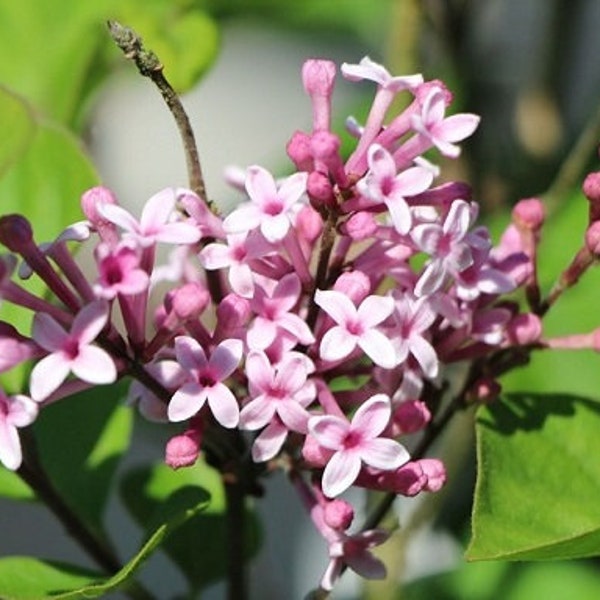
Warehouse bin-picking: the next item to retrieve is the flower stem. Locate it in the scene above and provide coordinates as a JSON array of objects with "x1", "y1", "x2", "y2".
[
  {"x1": 223, "y1": 475, "x2": 247, "y2": 600},
  {"x1": 106, "y1": 20, "x2": 212, "y2": 213}
]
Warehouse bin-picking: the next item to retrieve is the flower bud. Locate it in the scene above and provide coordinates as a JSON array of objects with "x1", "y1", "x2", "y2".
[
  {"x1": 333, "y1": 270, "x2": 371, "y2": 304},
  {"x1": 512, "y1": 198, "x2": 545, "y2": 231},
  {"x1": 302, "y1": 59, "x2": 336, "y2": 98},
  {"x1": 419, "y1": 458, "x2": 446, "y2": 492},
  {"x1": 341, "y1": 212, "x2": 378, "y2": 240},
  {"x1": 506, "y1": 312, "x2": 543, "y2": 345},
  {"x1": 585, "y1": 221, "x2": 600, "y2": 256},
  {"x1": 0, "y1": 215, "x2": 34, "y2": 253},
  {"x1": 165, "y1": 428, "x2": 202, "y2": 470},
  {"x1": 393, "y1": 400, "x2": 431, "y2": 434},
  {"x1": 583, "y1": 172, "x2": 600, "y2": 223},
  {"x1": 323, "y1": 499, "x2": 354, "y2": 531},
  {"x1": 287, "y1": 131, "x2": 313, "y2": 171}
]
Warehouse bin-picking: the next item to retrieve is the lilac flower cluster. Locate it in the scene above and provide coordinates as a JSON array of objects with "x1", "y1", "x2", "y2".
[{"x1": 0, "y1": 56, "x2": 543, "y2": 589}]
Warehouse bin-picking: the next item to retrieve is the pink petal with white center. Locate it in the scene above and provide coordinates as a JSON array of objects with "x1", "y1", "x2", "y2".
[
  {"x1": 71, "y1": 301, "x2": 109, "y2": 345},
  {"x1": 174, "y1": 336, "x2": 208, "y2": 373},
  {"x1": 320, "y1": 326, "x2": 358, "y2": 362},
  {"x1": 358, "y1": 328, "x2": 397, "y2": 368},
  {"x1": 209, "y1": 339, "x2": 243, "y2": 380},
  {"x1": 153, "y1": 221, "x2": 201, "y2": 245},
  {"x1": 245, "y1": 351, "x2": 273, "y2": 394},
  {"x1": 139, "y1": 188, "x2": 176, "y2": 230},
  {"x1": 0, "y1": 420, "x2": 22, "y2": 470},
  {"x1": 314, "y1": 289, "x2": 357, "y2": 326},
  {"x1": 206, "y1": 383, "x2": 239, "y2": 428},
  {"x1": 322, "y1": 450, "x2": 362, "y2": 497},
  {"x1": 6, "y1": 395, "x2": 38, "y2": 428},
  {"x1": 436, "y1": 113, "x2": 480, "y2": 143},
  {"x1": 240, "y1": 395, "x2": 274, "y2": 430},
  {"x1": 351, "y1": 394, "x2": 392, "y2": 439},
  {"x1": 260, "y1": 214, "x2": 290, "y2": 242},
  {"x1": 245, "y1": 165, "x2": 278, "y2": 204},
  {"x1": 247, "y1": 317, "x2": 277, "y2": 350},
  {"x1": 277, "y1": 400, "x2": 311, "y2": 433},
  {"x1": 223, "y1": 203, "x2": 262, "y2": 235},
  {"x1": 278, "y1": 312, "x2": 316, "y2": 345},
  {"x1": 71, "y1": 346, "x2": 117, "y2": 384},
  {"x1": 357, "y1": 295, "x2": 394, "y2": 328},
  {"x1": 168, "y1": 382, "x2": 207, "y2": 422},
  {"x1": 409, "y1": 336, "x2": 439, "y2": 378},
  {"x1": 387, "y1": 197, "x2": 412, "y2": 234},
  {"x1": 277, "y1": 171, "x2": 308, "y2": 208},
  {"x1": 309, "y1": 414, "x2": 349, "y2": 449},
  {"x1": 360, "y1": 438, "x2": 410, "y2": 470},
  {"x1": 200, "y1": 243, "x2": 232, "y2": 269},
  {"x1": 32, "y1": 313, "x2": 67, "y2": 352},
  {"x1": 30, "y1": 353, "x2": 72, "y2": 401},
  {"x1": 98, "y1": 203, "x2": 139, "y2": 234},
  {"x1": 251, "y1": 419, "x2": 288, "y2": 462}
]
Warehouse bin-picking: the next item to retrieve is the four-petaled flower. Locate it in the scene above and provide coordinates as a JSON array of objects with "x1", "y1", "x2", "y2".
[
  {"x1": 315, "y1": 290, "x2": 396, "y2": 368},
  {"x1": 30, "y1": 300, "x2": 117, "y2": 401},
  {"x1": 168, "y1": 337, "x2": 243, "y2": 428},
  {"x1": 309, "y1": 394, "x2": 410, "y2": 497}
]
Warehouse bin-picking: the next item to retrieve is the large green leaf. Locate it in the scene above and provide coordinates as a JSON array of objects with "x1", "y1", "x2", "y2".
[
  {"x1": 0, "y1": 86, "x2": 35, "y2": 179},
  {"x1": 30, "y1": 381, "x2": 133, "y2": 528},
  {"x1": 467, "y1": 393, "x2": 600, "y2": 561},
  {"x1": 121, "y1": 460, "x2": 261, "y2": 593},
  {"x1": 0, "y1": 485, "x2": 209, "y2": 599},
  {"x1": 0, "y1": 466, "x2": 35, "y2": 501}
]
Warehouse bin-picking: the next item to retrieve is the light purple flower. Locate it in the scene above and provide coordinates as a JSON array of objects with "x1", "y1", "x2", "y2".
[
  {"x1": 0, "y1": 391, "x2": 38, "y2": 470},
  {"x1": 341, "y1": 56, "x2": 423, "y2": 92},
  {"x1": 223, "y1": 166, "x2": 308, "y2": 243},
  {"x1": 29, "y1": 300, "x2": 117, "y2": 401},
  {"x1": 93, "y1": 243, "x2": 150, "y2": 299},
  {"x1": 309, "y1": 394, "x2": 410, "y2": 497},
  {"x1": 358, "y1": 144, "x2": 434, "y2": 234},
  {"x1": 99, "y1": 188, "x2": 201, "y2": 248},
  {"x1": 168, "y1": 337, "x2": 242, "y2": 428},
  {"x1": 315, "y1": 290, "x2": 396, "y2": 368}
]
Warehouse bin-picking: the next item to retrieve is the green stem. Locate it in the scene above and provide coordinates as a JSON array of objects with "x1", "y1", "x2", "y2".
[{"x1": 224, "y1": 476, "x2": 247, "y2": 600}]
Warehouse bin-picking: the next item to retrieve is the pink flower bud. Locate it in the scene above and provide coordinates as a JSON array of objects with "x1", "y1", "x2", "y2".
[
  {"x1": 380, "y1": 462, "x2": 427, "y2": 496},
  {"x1": 333, "y1": 270, "x2": 371, "y2": 304},
  {"x1": 302, "y1": 59, "x2": 336, "y2": 98},
  {"x1": 216, "y1": 293, "x2": 251, "y2": 330},
  {"x1": 583, "y1": 172, "x2": 600, "y2": 223},
  {"x1": 512, "y1": 198, "x2": 545, "y2": 231},
  {"x1": 302, "y1": 434, "x2": 332, "y2": 467},
  {"x1": 341, "y1": 212, "x2": 378, "y2": 240},
  {"x1": 307, "y1": 171, "x2": 335, "y2": 206},
  {"x1": 295, "y1": 204, "x2": 324, "y2": 243},
  {"x1": 393, "y1": 400, "x2": 431, "y2": 434},
  {"x1": 419, "y1": 458, "x2": 446, "y2": 492},
  {"x1": 287, "y1": 131, "x2": 314, "y2": 171},
  {"x1": 592, "y1": 329, "x2": 600, "y2": 352},
  {"x1": 467, "y1": 377, "x2": 501, "y2": 404},
  {"x1": 165, "y1": 428, "x2": 201, "y2": 470},
  {"x1": 585, "y1": 221, "x2": 600, "y2": 255},
  {"x1": 81, "y1": 186, "x2": 120, "y2": 246},
  {"x1": 323, "y1": 499, "x2": 354, "y2": 531},
  {"x1": 506, "y1": 312, "x2": 543, "y2": 345},
  {"x1": 171, "y1": 282, "x2": 210, "y2": 321}
]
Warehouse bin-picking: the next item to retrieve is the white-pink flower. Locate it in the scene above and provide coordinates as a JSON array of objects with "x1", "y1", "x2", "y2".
[
  {"x1": 315, "y1": 290, "x2": 396, "y2": 368},
  {"x1": 167, "y1": 337, "x2": 242, "y2": 428},
  {"x1": 0, "y1": 391, "x2": 38, "y2": 470},
  {"x1": 93, "y1": 243, "x2": 149, "y2": 299},
  {"x1": 308, "y1": 394, "x2": 410, "y2": 497},
  {"x1": 223, "y1": 166, "x2": 308, "y2": 243},
  {"x1": 29, "y1": 301, "x2": 117, "y2": 401},
  {"x1": 410, "y1": 86, "x2": 480, "y2": 158},
  {"x1": 357, "y1": 144, "x2": 434, "y2": 234},
  {"x1": 99, "y1": 188, "x2": 201, "y2": 248},
  {"x1": 341, "y1": 56, "x2": 422, "y2": 92}
]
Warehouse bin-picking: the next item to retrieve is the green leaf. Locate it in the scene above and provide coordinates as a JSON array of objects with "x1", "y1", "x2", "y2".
[
  {"x1": 0, "y1": 486, "x2": 209, "y2": 599},
  {"x1": 0, "y1": 557, "x2": 100, "y2": 600},
  {"x1": 121, "y1": 460, "x2": 261, "y2": 593},
  {"x1": 30, "y1": 381, "x2": 133, "y2": 528},
  {"x1": 0, "y1": 86, "x2": 35, "y2": 179},
  {"x1": 467, "y1": 393, "x2": 600, "y2": 561},
  {"x1": 0, "y1": 466, "x2": 35, "y2": 501}
]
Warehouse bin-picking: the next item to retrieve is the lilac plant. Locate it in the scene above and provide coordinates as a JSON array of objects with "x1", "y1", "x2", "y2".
[{"x1": 1, "y1": 23, "x2": 599, "y2": 600}]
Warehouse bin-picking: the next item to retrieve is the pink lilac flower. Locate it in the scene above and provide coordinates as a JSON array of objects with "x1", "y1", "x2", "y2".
[
  {"x1": 0, "y1": 391, "x2": 38, "y2": 470},
  {"x1": 314, "y1": 289, "x2": 396, "y2": 368},
  {"x1": 410, "y1": 86, "x2": 480, "y2": 158},
  {"x1": 93, "y1": 242, "x2": 150, "y2": 299},
  {"x1": 167, "y1": 337, "x2": 242, "y2": 428},
  {"x1": 357, "y1": 144, "x2": 434, "y2": 234},
  {"x1": 222, "y1": 166, "x2": 308, "y2": 243},
  {"x1": 247, "y1": 273, "x2": 315, "y2": 350},
  {"x1": 199, "y1": 232, "x2": 272, "y2": 298},
  {"x1": 308, "y1": 393, "x2": 410, "y2": 497},
  {"x1": 29, "y1": 300, "x2": 117, "y2": 401},
  {"x1": 99, "y1": 188, "x2": 201, "y2": 248}
]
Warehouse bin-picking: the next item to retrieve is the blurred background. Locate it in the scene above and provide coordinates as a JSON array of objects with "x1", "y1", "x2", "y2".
[{"x1": 1, "y1": 1, "x2": 599, "y2": 598}]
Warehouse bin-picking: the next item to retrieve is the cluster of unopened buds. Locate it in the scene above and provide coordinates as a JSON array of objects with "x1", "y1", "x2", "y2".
[{"x1": 1, "y1": 55, "x2": 599, "y2": 591}]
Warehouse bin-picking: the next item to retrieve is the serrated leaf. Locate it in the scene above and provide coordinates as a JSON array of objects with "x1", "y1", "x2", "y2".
[
  {"x1": 0, "y1": 557, "x2": 101, "y2": 600},
  {"x1": 468, "y1": 393, "x2": 600, "y2": 561},
  {"x1": 121, "y1": 460, "x2": 261, "y2": 593},
  {"x1": 31, "y1": 381, "x2": 133, "y2": 529}
]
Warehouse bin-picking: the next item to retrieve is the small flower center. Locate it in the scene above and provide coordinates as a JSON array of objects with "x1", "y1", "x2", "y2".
[
  {"x1": 62, "y1": 337, "x2": 80, "y2": 360},
  {"x1": 342, "y1": 430, "x2": 362, "y2": 450},
  {"x1": 198, "y1": 372, "x2": 216, "y2": 388},
  {"x1": 263, "y1": 198, "x2": 283, "y2": 216},
  {"x1": 346, "y1": 320, "x2": 363, "y2": 336}
]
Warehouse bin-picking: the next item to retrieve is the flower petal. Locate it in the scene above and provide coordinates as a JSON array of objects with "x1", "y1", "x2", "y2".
[
  {"x1": 209, "y1": 339, "x2": 243, "y2": 380},
  {"x1": 29, "y1": 353, "x2": 72, "y2": 401},
  {"x1": 31, "y1": 313, "x2": 67, "y2": 352},
  {"x1": 309, "y1": 414, "x2": 349, "y2": 449},
  {"x1": 320, "y1": 326, "x2": 357, "y2": 362},
  {"x1": 360, "y1": 438, "x2": 410, "y2": 470},
  {"x1": 207, "y1": 383, "x2": 240, "y2": 428},
  {"x1": 358, "y1": 328, "x2": 397, "y2": 369},
  {"x1": 71, "y1": 346, "x2": 117, "y2": 384},
  {"x1": 322, "y1": 450, "x2": 362, "y2": 497},
  {"x1": 168, "y1": 383, "x2": 207, "y2": 422},
  {"x1": 251, "y1": 419, "x2": 288, "y2": 462},
  {"x1": 351, "y1": 393, "x2": 392, "y2": 438}
]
